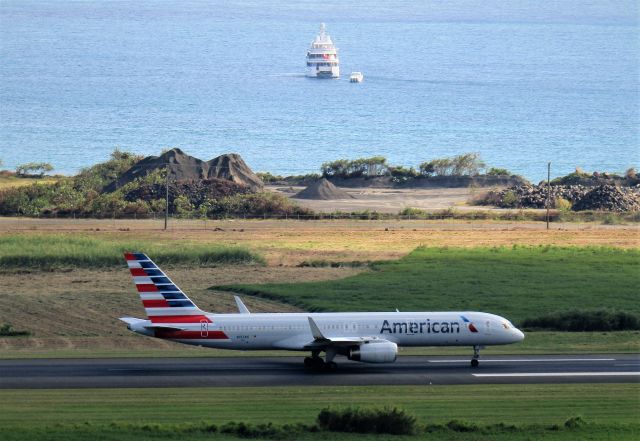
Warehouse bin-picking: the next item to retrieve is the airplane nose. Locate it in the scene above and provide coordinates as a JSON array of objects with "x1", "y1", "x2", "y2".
[{"x1": 514, "y1": 329, "x2": 525, "y2": 342}]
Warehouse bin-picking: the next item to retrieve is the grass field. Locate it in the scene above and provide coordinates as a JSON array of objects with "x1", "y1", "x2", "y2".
[
  {"x1": 1, "y1": 218, "x2": 638, "y2": 265},
  {"x1": 0, "y1": 234, "x2": 263, "y2": 268},
  {"x1": 0, "y1": 384, "x2": 637, "y2": 440},
  {"x1": 219, "y1": 246, "x2": 640, "y2": 323},
  {"x1": 0, "y1": 174, "x2": 60, "y2": 189}
]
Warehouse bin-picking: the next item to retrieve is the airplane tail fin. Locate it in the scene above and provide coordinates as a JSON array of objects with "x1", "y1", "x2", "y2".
[{"x1": 124, "y1": 253, "x2": 211, "y2": 324}]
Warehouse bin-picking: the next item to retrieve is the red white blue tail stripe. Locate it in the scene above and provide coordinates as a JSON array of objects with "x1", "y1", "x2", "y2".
[{"x1": 124, "y1": 252, "x2": 211, "y2": 324}]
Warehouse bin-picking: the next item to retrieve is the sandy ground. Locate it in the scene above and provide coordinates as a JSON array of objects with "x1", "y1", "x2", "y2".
[{"x1": 271, "y1": 185, "x2": 486, "y2": 213}]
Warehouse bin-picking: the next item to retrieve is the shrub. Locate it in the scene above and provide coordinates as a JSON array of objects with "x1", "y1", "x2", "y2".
[
  {"x1": 555, "y1": 197, "x2": 572, "y2": 211},
  {"x1": 389, "y1": 166, "x2": 419, "y2": 183},
  {"x1": 500, "y1": 190, "x2": 519, "y2": 208},
  {"x1": 321, "y1": 157, "x2": 388, "y2": 179},
  {"x1": 15, "y1": 162, "x2": 53, "y2": 177},
  {"x1": 487, "y1": 167, "x2": 512, "y2": 176},
  {"x1": 317, "y1": 407, "x2": 417, "y2": 435},
  {"x1": 0, "y1": 324, "x2": 30, "y2": 337},
  {"x1": 521, "y1": 310, "x2": 640, "y2": 332},
  {"x1": 420, "y1": 153, "x2": 485, "y2": 177},
  {"x1": 564, "y1": 416, "x2": 586, "y2": 429}
]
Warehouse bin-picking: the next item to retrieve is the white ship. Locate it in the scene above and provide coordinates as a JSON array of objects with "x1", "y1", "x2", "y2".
[{"x1": 306, "y1": 23, "x2": 339, "y2": 78}]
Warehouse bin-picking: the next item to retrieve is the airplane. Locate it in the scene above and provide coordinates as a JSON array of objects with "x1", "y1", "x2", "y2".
[{"x1": 120, "y1": 253, "x2": 525, "y2": 369}]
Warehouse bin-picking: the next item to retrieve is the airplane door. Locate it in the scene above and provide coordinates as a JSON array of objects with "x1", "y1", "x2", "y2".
[
  {"x1": 200, "y1": 320, "x2": 209, "y2": 338},
  {"x1": 484, "y1": 320, "x2": 492, "y2": 335}
]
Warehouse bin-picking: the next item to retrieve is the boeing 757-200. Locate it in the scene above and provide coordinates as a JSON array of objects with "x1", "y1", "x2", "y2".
[{"x1": 120, "y1": 253, "x2": 524, "y2": 369}]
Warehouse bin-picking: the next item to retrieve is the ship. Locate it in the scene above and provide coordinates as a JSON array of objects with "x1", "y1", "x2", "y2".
[{"x1": 306, "y1": 23, "x2": 339, "y2": 78}]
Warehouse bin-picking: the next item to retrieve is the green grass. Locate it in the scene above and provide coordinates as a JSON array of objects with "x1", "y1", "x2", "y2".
[
  {"x1": 217, "y1": 246, "x2": 640, "y2": 323},
  {"x1": 0, "y1": 234, "x2": 264, "y2": 269},
  {"x1": 0, "y1": 384, "x2": 637, "y2": 440}
]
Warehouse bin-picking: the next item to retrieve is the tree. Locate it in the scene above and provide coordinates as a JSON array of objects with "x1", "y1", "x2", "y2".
[
  {"x1": 419, "y1": 153, "x2": 485, "y2": 177},
  {"x1": 15, "y1": 162, "x2": 54, "y2": 177}
]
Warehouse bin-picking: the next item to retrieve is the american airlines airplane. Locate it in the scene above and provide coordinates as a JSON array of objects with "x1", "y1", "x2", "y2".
[{"x1": 121, "y1": 253, "x2": 525, "y2": 369}]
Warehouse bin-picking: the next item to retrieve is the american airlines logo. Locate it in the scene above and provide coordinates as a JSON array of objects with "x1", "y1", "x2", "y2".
[{"x1": 379, "y1": 316, "x2": 479, "y2": 335}]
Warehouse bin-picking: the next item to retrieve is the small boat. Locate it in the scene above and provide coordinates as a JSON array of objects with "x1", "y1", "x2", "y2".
[
  {"x1": 306, "y1": 23, "x2": 339, "y2": 79},
  {"x1": 350, "y1": 72, "x2": 364, "y2": 83}
]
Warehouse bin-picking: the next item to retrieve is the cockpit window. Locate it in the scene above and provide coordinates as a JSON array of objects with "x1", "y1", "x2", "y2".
[{"x1": 502, "y1": 322, "x2": 510, "y2": 330}]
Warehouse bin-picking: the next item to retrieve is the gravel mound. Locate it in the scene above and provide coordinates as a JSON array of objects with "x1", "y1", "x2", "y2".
[
  {"x1": 483, "y1": 184, "x2": 640, "y2": 211},
  {"x1": 104, "y1": 148, "x2": 263, "y2": 192},
  {"x1": 294, "y1": 178, "x2": 354, "y2": 200},
  {"x1": 572, "y1": 185, "x2": 640, "y2": 211}
]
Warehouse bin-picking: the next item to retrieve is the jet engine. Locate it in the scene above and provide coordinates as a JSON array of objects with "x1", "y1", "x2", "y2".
[{"x1": 348, "y1": 341, "x2": 397, "y2": 363}]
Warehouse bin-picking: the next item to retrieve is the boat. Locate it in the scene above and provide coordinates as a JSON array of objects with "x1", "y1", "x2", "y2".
[
  {"x1": 306, "y1": 23, "x2": 339, "y2": 78},
  {"x1": 350, "y1": 72, "x2": 363, "y2": 83}
]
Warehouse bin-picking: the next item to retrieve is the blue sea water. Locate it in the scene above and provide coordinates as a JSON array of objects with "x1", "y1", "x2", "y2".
[{"x1": 0, "y1": 0, "x2": 638, "y2": 181}]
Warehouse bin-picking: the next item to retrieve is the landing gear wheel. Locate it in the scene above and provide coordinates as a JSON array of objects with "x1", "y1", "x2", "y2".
[
  {"x1": 304, "y1": 357, "x2": 314, "y2": 368},
  {"x1": 311, "y1": 357, "x2": 325, "y2": 370},
  {"x1": 325, "y1": 361, "x2": 338, "y2": 371},
  {"x1": 470, "y1": 345, "x2": 481, "y2": 368}
]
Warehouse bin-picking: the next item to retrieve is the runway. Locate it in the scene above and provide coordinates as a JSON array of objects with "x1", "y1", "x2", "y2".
[{"x1": 0, "y1": 354, "x2": 638, "y2": 389}]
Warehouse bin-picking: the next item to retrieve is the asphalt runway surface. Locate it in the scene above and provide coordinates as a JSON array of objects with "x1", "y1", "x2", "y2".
[{"x1": 0, "y1": 354, "x2": 638, "y2": 389}]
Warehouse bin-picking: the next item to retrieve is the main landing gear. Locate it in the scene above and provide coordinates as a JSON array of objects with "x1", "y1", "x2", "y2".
[
  {"x1": 304, "y1": 349, "x2": 337, "y2": 371},
  {"x1": 470, "y1": 345, "x2": 481, "y2": 368}
]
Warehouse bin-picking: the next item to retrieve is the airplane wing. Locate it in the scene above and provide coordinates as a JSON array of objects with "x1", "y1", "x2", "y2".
[{"x1": 303, "y1": 316, "x2": 388, "y2": 348}]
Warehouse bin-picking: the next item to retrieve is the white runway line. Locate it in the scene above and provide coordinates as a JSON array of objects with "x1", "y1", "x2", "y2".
[
  {"x1": 473, "y1": 372, "x2": 640, "y2": 377},
  {"x1": 428, "y1": 358, "x2": 616, "y2": 363}
]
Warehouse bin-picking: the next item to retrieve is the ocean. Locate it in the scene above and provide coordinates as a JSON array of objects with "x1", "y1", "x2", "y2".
[{"x1": 0, "y1": 0, "x2": 638, "y2": 181}]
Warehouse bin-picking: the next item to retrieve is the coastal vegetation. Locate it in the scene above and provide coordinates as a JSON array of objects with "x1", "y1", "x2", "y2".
[
  {"x1": 0, "y1": 150, "x2": 310, "y2": 219},
  {"x1": 217, "y1": 246, "x2": 640, "y2": 323},
  {"x1": 1, "y1": 150, "x2": 637, "y2": 218}
]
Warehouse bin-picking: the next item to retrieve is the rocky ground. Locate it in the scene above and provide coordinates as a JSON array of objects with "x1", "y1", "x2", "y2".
[{"x1": 482, "y1": 184, "x2": 640, "y2": 211}]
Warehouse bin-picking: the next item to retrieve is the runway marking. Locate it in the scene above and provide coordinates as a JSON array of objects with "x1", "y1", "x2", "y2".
[
  {"x1": 473, "y1": 372, "x2": 640, "y2": 377},
  {"x1": 107, "y1": 369, "x2": 147, "y2": 372},
  {"x1": 428, "y1": 358, "x2": 615, "y2": 363}
]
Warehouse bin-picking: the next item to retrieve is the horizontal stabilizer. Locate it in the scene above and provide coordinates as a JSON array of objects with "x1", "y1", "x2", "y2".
[{"x1": 119, "y1": 317, "x2": 186, "y2": 332}]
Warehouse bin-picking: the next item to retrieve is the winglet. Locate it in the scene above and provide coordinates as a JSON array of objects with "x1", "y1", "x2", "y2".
[
  {"x1": 308, "y1": 317, "x2": 327, "y2": 341},
  {"x1": 234, "y1": 296, "x2": 251, "y2": 314}
]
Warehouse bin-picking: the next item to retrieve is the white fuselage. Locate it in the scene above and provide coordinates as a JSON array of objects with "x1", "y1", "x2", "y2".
[{"x1": 129, "y1": 311, "x2": 524, "y2": 351}]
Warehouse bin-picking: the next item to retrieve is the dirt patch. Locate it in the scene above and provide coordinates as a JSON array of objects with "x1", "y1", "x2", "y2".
[
  {"x1": 0, "y1": 265, "x2": 361, "y2": 341},
  {"x1": 272, "y1": 185, "x2": 486, "y2": 213}
]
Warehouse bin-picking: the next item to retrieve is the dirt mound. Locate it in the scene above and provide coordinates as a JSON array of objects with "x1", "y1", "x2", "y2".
[
  {"x1": 572, "y1": 185, "x2": 640, "y2": 212},
  {"x1": 206, "y1": 153, "x2": 263, "y2": 191},
  {"x1": 103, "y1": 148, "x2": 263, "y2": 192},
  {"x1": 294, "y1": 178, "x2": 354, "y2": 200}
]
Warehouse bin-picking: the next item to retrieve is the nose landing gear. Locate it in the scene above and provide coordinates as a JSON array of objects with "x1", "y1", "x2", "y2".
[{"x1": 471, "y1": 345, "x2": 481, "y2": 368}]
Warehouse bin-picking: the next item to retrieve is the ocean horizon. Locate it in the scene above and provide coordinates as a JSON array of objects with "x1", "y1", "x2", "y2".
[{"x1": 1, "y1": 0, "x2": 638, "y2": 182}]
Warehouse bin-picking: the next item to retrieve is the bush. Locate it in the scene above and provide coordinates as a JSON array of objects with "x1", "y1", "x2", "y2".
[
  {"x1": 487, "y1": 167, "x2": 512, "y2": 176},
  {"x1": 321, "y1": 157, "x2": 388, "y2": 179},
  {"x1": 555, "y1": 197, "x2": 572, "y2": 211},
  {"x1": 0, "y1": 324, "x2": 30, "y2": 337},
  {"x1": 419, "y1": 153, "x2": 485, "y2": 177},
  {"x1": 521, "y1": 310, "x2": 640, "y2": 331},
  {"x1": 317, "y1": 407, "x2": 417, "y2": 435},
  {"x1": 389, "y1": 166, "x2": 419, "y2": 183}
]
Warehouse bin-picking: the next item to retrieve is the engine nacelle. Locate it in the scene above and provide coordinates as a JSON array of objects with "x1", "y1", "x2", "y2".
[{"x1": 348, "y1": 341, "x2": 398, "y2": 363}]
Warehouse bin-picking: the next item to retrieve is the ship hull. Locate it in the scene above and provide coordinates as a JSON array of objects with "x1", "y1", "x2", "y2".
[{"x1": 306, "y1": 66, "x2": 340, "y2": 78}]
